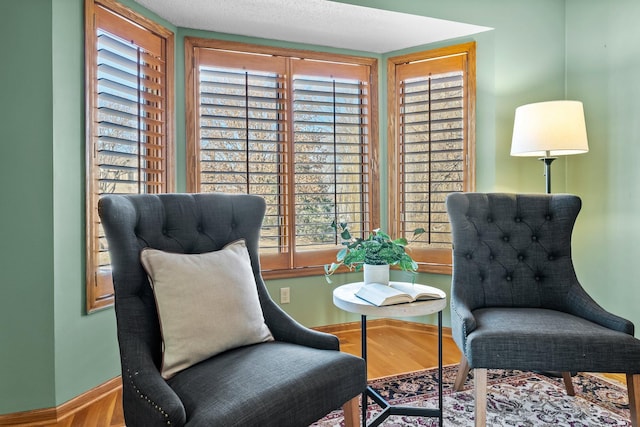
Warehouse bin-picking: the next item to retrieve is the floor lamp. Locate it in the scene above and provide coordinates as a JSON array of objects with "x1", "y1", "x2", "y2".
[{"x1": 510, "y1": 100, "x2": 589, "y2": 193}]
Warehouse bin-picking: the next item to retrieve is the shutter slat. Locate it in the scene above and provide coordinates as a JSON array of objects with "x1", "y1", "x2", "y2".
[
  {"x1": 98, "y1": 49, "x2": 137, "y2": 75},
  {"x1": 98, "y1": 77, "x2": 138, "y2": 100}
]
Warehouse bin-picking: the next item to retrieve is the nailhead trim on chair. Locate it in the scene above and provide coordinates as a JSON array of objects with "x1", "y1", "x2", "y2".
[{"x1": 127, "y1": 367, "x2": 172, "y2": 425}]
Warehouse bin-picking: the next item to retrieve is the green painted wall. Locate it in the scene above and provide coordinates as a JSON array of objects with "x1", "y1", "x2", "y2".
[
  {"x1": 4, "y1": 0, "x2": 637, "y2": 416},
  {"x1": 51, "y1": 0, "x2": 122, "y2": 406},
  {"x1": 565, "y1": 0, "x2": 640, "y2": 330},
  {"x1": 1, "y1": 0, "x2": 56, "y2": 412}
]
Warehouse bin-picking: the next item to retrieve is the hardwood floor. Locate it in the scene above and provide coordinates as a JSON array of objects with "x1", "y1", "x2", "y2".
[{"x1": 316, "y1": 318, "x2": 462, "y2": 379}]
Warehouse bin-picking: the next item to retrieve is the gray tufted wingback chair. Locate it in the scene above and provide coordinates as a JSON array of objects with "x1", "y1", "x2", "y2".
[
  {"x1": 98, "y1": 193, "x2": 365, "y2": 427},
  {"x1": 446, "y1": 193, "x2": 640, "y2": 427}
]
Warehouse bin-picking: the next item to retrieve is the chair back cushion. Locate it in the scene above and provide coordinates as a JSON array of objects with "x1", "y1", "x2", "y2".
[
  {"x1": 446, "y1": 193, "x2": 581, "y2": 311},
  {"x1": 98, "y1": 193, "x2": 269, "y2": 370}
]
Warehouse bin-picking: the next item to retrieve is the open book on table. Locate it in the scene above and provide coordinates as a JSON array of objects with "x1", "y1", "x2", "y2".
[{"x1": 355, "y1": 282, "x2": 446, "y2": 307}]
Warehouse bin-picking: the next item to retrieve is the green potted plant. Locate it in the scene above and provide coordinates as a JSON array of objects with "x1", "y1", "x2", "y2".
[{"x1": 324, "y1": 221, "x2": 425, "y2": 285}]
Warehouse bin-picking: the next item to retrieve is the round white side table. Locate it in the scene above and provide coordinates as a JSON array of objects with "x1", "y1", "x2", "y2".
[{"x1": 333, "y1": 281, "x2": 447, "y2": 427}]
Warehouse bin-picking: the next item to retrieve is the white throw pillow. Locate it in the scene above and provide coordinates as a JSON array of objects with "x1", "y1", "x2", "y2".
[{"x1": 140, "y1": 239, "x2": 274, "y2": 379}]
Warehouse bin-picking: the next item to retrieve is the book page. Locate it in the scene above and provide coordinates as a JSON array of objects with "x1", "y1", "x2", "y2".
[
  {"x1": 389, "y1": 282, "x2": 445, "y2": 300},
  {"x1": 355, "y1": 283, "x2": 411, "y2": 306}
]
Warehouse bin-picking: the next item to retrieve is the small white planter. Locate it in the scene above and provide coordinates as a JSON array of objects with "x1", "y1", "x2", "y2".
[{"x1": 363, "y1": 264, "x2": 390, "y2": 285}]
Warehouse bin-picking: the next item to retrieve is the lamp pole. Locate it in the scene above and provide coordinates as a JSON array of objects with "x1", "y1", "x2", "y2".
[{"x1": 540, "y1": 155, "x2": 556, "y2": 194}]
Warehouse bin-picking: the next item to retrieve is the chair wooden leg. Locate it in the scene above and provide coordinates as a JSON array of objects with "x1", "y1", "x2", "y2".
[
  {"x1": 627, "y1": 373, "x2": 640, "y2": 427},
  {"x1": 561, "y1": 371, "x2": 575, "y2": 396},
  {"x1": 474, "y1": 368, "x2": 487, "y2": 427},
  {"x1": 454, "y1": 355, "x2": 471, "y2": 391},
  {"x1": 342, "y1": 395, "x2": 360, "y2": 427}
]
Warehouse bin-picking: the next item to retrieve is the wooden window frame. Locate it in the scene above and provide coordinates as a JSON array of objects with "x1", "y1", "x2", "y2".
[
  {"x1": 85, "y1": 0, "x2": 174, "y2": 312},
  {"x1": 387, "y1": 42, "x2": 476, "y2": 275},
  {"x1": 185, "y1": 38, "x2": 379, "y2": 279}
]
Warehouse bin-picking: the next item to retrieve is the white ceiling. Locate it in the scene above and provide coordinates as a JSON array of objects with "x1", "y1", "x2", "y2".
[{"x1": 134, "y1": 0, "x2": 491, "y2": 53}]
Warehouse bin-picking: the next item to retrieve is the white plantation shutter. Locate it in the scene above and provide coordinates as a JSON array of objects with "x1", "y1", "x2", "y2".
[
  {"x1": 192, "y1": 50, "x2": 290, "y2": 270},
  {"x1": 196, "y1": 55, "x2": 289, "y2": 268},
  {"x1": 291, "y1": 60, "x2": 372, "y2": 268},
  {"x1": 96, "y1": 32, "x2": 166, "y2": 195},
  {"x1": 399, "y1": 69, "x2": 464, "y2": 246},
  {"x1": 186, "y1": 41, "x2": 377, "y2": 274},
  {"x1": 198, "y1": 68, "x2": 286, "y2": 244},
  {"x1": 86, "y1": 0, "x2": 173, "y2": 311},
  {"x1": 389, "y1": 43, "x2": 476, "y2": 273}
]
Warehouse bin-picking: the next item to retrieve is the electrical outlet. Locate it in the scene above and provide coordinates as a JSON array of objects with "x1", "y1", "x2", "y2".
[{"x1": 280, "y1": 287, "x2": 290, "y2": 304}]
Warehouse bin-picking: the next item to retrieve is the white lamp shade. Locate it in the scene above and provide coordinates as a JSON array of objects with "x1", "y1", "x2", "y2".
[{"x1": 511, "y1": 100, "x2": 589, "y2": 157}]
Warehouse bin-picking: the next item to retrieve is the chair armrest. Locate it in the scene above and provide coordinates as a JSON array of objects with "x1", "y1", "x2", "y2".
[
  {"x1": 116, "y1": 296, "x2": 187, "y2": 427},
  {"x1": 121, "y1": 365, "x2": 187, "y2": 426},
  {"x1": 260, "y1": 296, "x2": 340, "y2": 351},
  {"x1": 117, "y1": 334, "x2": 187, "y2": 426},
  {"x1": 450, "y1": 297, "x2": 477, "y2": 352},
  {"x1": 566, "y1": 285, "x2": 634, "y2": 335}
]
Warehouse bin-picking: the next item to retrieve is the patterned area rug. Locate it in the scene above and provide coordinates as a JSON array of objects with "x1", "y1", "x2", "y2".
[{"x1": 312, "y1": 364, "x2": 631, "y2": 426}]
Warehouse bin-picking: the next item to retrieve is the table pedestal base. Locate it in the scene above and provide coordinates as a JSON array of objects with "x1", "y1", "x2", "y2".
[
  {"x1": 364, "y1": 385, "x2": 442, "y2": 427},
  {"x1": 360, "y1": 312, "x2": 443, "y2": 427}
]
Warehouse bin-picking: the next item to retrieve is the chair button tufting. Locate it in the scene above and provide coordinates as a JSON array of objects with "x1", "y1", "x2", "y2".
[
  {"x1": 487, "y1": 217, "x2": 493, "y2": 223},
  {"x1": 517, "y1": 254, "x2": 524, "y2": 261},
  {"x1": 545, "y1": 214, "x2": 552, "y2": 220},
  {"x1": 503, "y1": 236, "x2": 509, "y2": 242},
  {"x1": 489, "y1": 254, "x2": 494, "y2": 260},
  {"x1": 466, "y1": 254, "x2": 472, "y2": 260},
  {"x1": 535, "y1": 276, "x2": 541, "y2": 281},
  {"x1": 506, "y1": 275, "x2": 512, "y2": 281},
  {"x1": 531, "y1": 235, "x2": 538, "y2": 241},
  {"x1": 515, "y1": 217, "x2": 521, "y2": 222},
  {"x1": 548, "y1": 255, "x2": 555, "y2": 261}
]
